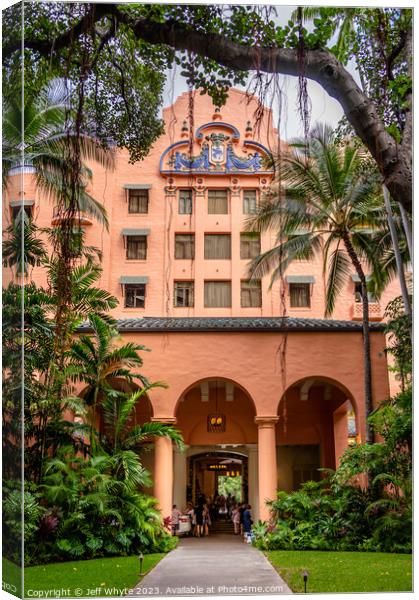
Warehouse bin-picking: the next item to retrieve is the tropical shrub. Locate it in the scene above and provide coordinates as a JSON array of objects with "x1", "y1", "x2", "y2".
[{"x1": 12, "y1": 448, "x2": 177, "y2": 565}]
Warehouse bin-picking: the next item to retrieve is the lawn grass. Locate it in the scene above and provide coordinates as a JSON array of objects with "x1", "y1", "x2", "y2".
[
  {"x1": 267, "y1": 550, "x2": 412, "y2": 593},
  {"x1": 2, "y1": 557, "x2": 22, "y2": 597},
  {"x1": 2, "y1": 554, "x2": 164, "y2": 598}
]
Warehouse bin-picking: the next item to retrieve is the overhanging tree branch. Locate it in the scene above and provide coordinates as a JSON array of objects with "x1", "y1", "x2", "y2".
[{"x1": 5, "y1": 5, "x2": 411, "y2": 211}]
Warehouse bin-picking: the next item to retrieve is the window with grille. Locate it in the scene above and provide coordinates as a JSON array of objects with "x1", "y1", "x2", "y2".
[
  {"x1": 204, "y1": 281, "x2": 232, "y2": 307},
  {"x1": 126, "y1": 236, "x2": 147, "y2": 260},
  {"x1": 128, "y1": 189, "x2": 149, "y2": 213},
  {"x1": 208, "y1": 189, "x2": 228, "y2": 214},
  {"x1": 174, "y1": 281, "x2": 194, "y2": 307},
  {"x1": 175, "y1": 234, "x2": 195, "y2": 259},
  {"x1": 124, "y1": 284, "x2": 146, "y2": 308},
  {"x1": 241, "y1": 280, "x2": 262, "y2": 307},
  {"x1": 240, "y1": 233, "x2": 261, "y2": 259},
  {"x1": 179, "y1": 189, "x2": 193, "y2": 214},
  {"x1": 243, "y1": 189, "x2": 257, "y2": 214},
  {"x1": 204, "y1": 234, "x2": 231, "y2": 259},
  {"x1": 290, "y1": 283, "x2": 311, "y2": 307}
]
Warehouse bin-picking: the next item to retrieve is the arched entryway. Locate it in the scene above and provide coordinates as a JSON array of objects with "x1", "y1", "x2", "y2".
[
  {"x1": 277, "y1": 376, "x2": 358, "y2": 492},
  {"x1": 173, "y1": 377, "x2": 259, "y2": 521}
]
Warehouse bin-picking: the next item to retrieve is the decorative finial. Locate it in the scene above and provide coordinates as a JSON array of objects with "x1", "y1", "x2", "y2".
[
  {"x1": 212, "y1": 106, "x2": 222, "y2": 120},
  {"x1": 245, "y1": 120, "x2": 253, "y2": 138}
]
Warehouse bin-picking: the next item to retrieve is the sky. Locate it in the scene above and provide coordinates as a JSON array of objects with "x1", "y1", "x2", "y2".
[{"x1": 161, "y1": 5, "x2": 354, "y2": 140}]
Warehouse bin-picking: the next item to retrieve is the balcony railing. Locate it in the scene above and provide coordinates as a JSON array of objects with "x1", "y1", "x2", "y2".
[
  {"x1": 351, "y1": 301, "x2": 383, "y2": 321},
  {"x1": 51, "y1": 208, "x2": 92, "y2": 226}
]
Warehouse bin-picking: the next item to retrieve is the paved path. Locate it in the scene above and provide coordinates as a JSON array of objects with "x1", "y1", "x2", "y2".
[{"x1": 130, "y1": 534, "x2": 292, "y2": 596}]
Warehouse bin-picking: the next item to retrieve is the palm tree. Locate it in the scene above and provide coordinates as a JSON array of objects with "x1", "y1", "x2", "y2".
[
  {"x1": 247, "y1": 124, "x2": 386, "y2": 443},
  {"x1": 99, "y1": 389, "x2": 184, "y2": 488},
  {"x1": 2, "y1": 78, "x2": 113, "y2": 228},
  {"x1": 69, "y1": 314, "x2": 151, "y2": 449},
  {"x1": 2, "y1": 209, "x2": 47, "y2": 276}
]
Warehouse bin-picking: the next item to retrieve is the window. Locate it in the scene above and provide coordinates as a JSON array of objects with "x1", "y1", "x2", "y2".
[
  {"x1": 179, "y1": 189, "x2": 193, "y2": 214},
  {"x1": 240, "y1": 233, "x2": 261, "y2": 259},
  {"x1": 204, "y1": 234, "x2": 231, "y2": 259},
  {"x1": 174, "y1": 281, "x2": 194, "y2": 307},
  {"x1": 124, "y1": 283, "x2": 146, "y2": 308},
  {"x1": 204, "y1": 281, "x2": 232, "y2": 307},
  {"x1": 128, "y1": 189, "x2": 148, "y2": 213},
  {"x1": 241, "y1": 280, "x2": 262, "y2": 307},
  {"x1": 243, "y1": 190, "x2": 257, "y2": 214},
  {"x1": 208, "y1": 189, "x2": 228, "y2": 214},
  {"x1": 175, "y1": 234, "x2": 195, "y2": 259},
  {"x1": 11, "y1": 205, "x2": 32, "y2": 221},
  {"x1": 290, "y1": 283, "x2": 311, "y2": 308},
  {"x1": 354, "y1": 282, "x2": 377, "y2": 303},
  {"x1": 126, "y1": 236, "x2": 147, "y2": 260}
]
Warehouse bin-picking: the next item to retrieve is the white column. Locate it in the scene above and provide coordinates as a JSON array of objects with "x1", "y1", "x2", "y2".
[
  {"x1": 173, "y1": 445, "x2": 188, "y2": 511},
  {"x1": 247, "y1": 445, "x2": 259, "y2": 521}
]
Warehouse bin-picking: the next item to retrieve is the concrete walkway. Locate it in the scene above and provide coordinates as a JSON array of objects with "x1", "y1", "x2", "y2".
[{"x1": 130, "y1": 534, "x2": 292, "y2": 596}]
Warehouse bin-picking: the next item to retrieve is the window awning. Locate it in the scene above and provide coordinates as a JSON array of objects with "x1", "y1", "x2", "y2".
[
  {"x1": 9, "y1": 199, "x2": 35, "y2": 207},
  {"x1": 123, "y1": 184, "x2": 152, "y2": 190},
  {"x1": 122, "y1": 228, "x2": 150, "y2": 237},
  {"x1": 120, "y1": 276, "x2": 149, "y2": 284},
  {"x1": 351, "y1": 274, "x2": 372, "y2": 282},
  {"x1": 286, "y1": 275, "x2": 315, "y2": 284}
]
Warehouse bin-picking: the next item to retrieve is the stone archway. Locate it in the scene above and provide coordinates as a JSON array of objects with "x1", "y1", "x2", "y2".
[{"x1": 277, "y1": 376, "x2": 358, "y2": 492}]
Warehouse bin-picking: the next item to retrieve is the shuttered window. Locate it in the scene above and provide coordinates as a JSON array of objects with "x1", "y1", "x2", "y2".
[
  {"x1": 240, "y1": 233, "x2": 261, "y2": 259},
  {"x1": 175, "y1": 234, "x2": 195, "y2": 259},
  {"x1": 208, "y1": 189, "x2": 228, "y2": 214},
  {"x1": 243, "y1": 190, "x2": 257, "y2": 214},
  {"x1": 174, "y1": 281, "x2": 194, "y2": 307},
  {"x1": 126, "y1": 236, "x2": 147, "y2": 260},
  {"x1": 204, "y1": 234, "x2": 231, "y2": 259},
  {"x1": 128, "y1": 189, "x2": 148, "y2": 213},
  {"x1": 241, "y1": 280, "x2": 262, "y2": 307},
  {"x1": 179, "y1": 189, "x2": 193, "y2": 214},
  {"x1": 204, "y1": 281, "x2": 232, "y2": 307}
]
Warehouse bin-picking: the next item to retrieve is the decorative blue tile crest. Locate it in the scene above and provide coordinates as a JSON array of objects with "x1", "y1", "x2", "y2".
[{"x1": 160, "y1": 123, "x2": 273, "y2": 175}]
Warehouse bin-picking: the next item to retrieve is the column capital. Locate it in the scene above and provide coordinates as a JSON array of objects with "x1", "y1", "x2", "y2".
[
  {"x1": 151, "y1": 416, "x2": 177, "y2": 425},
  {"x1": 255, "y1": 416, "x2": 279, "y2": 427}
]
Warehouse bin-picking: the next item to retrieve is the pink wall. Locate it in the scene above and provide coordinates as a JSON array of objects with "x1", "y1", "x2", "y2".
[{"x1": 4, "y1": 88, "x2": 401, "y2": 322}]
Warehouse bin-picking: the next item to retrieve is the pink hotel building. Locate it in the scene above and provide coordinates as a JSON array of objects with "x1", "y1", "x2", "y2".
[{"x1": 5, "y1": 89, "x2": 400, "y2": 521}]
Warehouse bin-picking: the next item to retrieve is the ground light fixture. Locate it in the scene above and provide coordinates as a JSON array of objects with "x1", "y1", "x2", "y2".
[
  {"x1": 302, "y1": 570, "x2": 309, "y2": 593},
  {"x1": 139, "y1": 552, "x2": 144, "y2": 576}
]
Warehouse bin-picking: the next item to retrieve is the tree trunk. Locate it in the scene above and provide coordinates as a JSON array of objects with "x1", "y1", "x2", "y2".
[
  {"x1": 398, "y1": 203, "x2": 412, "y2": 264},
  {"x1": 342, "y1": 232, "x2": 374, "y2": 444},
  {"x1": 382, "y1": 186, "x2": 412, "y2": 335}
]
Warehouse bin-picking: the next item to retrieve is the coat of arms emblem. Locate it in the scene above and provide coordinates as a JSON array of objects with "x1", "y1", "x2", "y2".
[{"x1": 207, "y1": 133, "x2": 229, "y2": 166}]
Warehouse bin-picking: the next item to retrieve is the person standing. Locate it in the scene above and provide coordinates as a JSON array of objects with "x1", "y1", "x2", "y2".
[
  {"x1": 202, "y1": 503, "x2": 211, "y2": 536},
  {"x1": 171, "y1": 504, "x2": 182, "y2": 536},
  {"x1": 243, "y1": 504, "x2": 253, "y2": 540},
  {"x1": 232, "y1": 504, "x2": 240, "y2": 535},
  {"x1": 185, "y1": 502, "x2": 195, "y2": 537},
  {"x1": 194, "y1": 501, "x2": 204, "y2": 537},
  {"x1": 238, "y1": 502, "x2": 245, "y2": 535}
]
